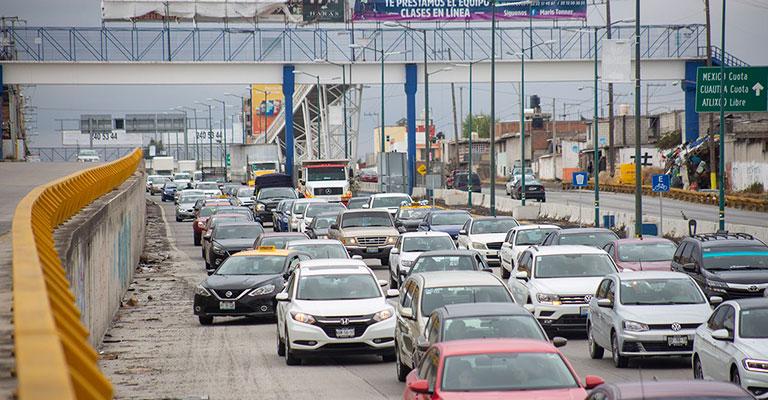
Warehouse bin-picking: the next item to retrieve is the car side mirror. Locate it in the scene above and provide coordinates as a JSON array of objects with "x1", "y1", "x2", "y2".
[
  {"x1": 391, "y1": 248, "x2": 400, "y2": 255},
  {"x1": 400, "y1": 307, "x2": 414, "y2": 320},
  {"x1": 551, "y1": 337, "x2": 568, "y2": 348},
  {"x1": 515, "y1": 271, "x2": 529, "y2": 281},
  {"x1": 275, "y1": 292, "x2": 289, "y2": 302},
  {"x1": 458, "y1": 229, "x2": 467, "y2": 236},
  {"x1": 501, "y1": 242, "x2": 511, "y2": 249},
  {"x1": 597, "y1": 298, "x2": 613, "y2": 308},
  {"x1": 330, "y1": 223, "x2": 339, "y2": 230},
  {"x1": 352, "y1": 255, "x2": 363, "y2": 260},
  {"x1": 584, "y1": 375, "x2": 605, "y2": 390},
  {"x1": 377, "y1": 279, "x2": 388, "y2": 287},
  {"x1": 407, "y1": 379, "x2": 431, "y2": 395},
  {"x1": 711, "y1": 328, "x2": 733, "y2": 341},
  {"x1": 398, "y1": 227, "x2": 407, "y2": 234},
  {"x1": 682, "y1": 262, "x2": 697, "y2": 272},
  {"x1": 416, "y1": 336, "x2": 430, "y2": 352},
  {"x1": 386, "y1": 289, "x2": 399, "y2": 298},
  {"x1": 482, "y1": 268, "x2": 494, "y2": 273},
  {"x1": 709, "y1": 296, "x2": 723, "y2": 306},
  {"x1": 282, "y1": 272, "x2": 291, "y2": 280},
  {"x1": 523, "y1": 304, "x2": 534, "y2": 313},
  {"x1": 362, "y1": 204, "x2": 370, "y2": 209}
]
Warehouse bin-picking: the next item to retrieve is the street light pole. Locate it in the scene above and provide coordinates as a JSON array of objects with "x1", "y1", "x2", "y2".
[
  {"x1": 225, "y1": 92, "x2": 246, "y2": 144},
  {"x1": 490, "y1": 0, "x2": 497, "y2": 216},
  {"x1": 209, "y1": 98, "x2": 229, "y2": 180},
  {"x1": 718, "y1": 0, "x2": 726, "y2": 231},
  {"x1": 593, "y1": 27, "x2": 600, "y2": 227},
  {"x1": 196, "y1": 101, "x2": 214, "y2": 172},
  {"x1": 634, "y1": 0, "x2": 643, "y2": 237},
  {"x1": 454, "y1": 58, "x2": 488, "y2": 208}
]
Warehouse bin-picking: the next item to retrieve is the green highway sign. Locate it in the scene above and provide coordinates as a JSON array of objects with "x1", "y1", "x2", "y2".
[{"x1": 695, "y1": 66, "x2": 768, "y2": 113}]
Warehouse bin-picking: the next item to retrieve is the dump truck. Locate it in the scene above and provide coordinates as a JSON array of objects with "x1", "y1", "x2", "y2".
[{"x1": 228, "y1": 144, "x2": 282, "y2": 185}]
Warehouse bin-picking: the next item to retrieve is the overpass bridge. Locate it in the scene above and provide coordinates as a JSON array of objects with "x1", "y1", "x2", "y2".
[{"x1": 1, "y1": 23, "x2": 722, "y2": 175}]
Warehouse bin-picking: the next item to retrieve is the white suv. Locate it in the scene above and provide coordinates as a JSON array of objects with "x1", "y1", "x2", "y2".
[
  {"x1": 456, "y1": 217, "x2": 519, "y2": 266},
  {"x1": 507, "y1": 245, "x2": 619, "y2": 333},
  {"x1": 275, "y1": 259, "x2": 399, "y2": 365},
  {"x1": 388, "y1": 231, "x2": 456, "y2": 289},
  {"x1": 366, "y1": 193, "x2": 413, "y2": 216},
  {"x1": 499, "y1": 224, "x2": 560, "y2": 279}
]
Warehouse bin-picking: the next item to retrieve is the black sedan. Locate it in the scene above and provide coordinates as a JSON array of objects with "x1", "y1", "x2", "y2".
[
  {"x1": 194, "y1": 248, "x2": 310, "y2": 325},
  {"x1": 204, "y1": 222, "x2": 265, "y2": 274},
  {"x1": 511, "y1": 176, "x2": 546, "y2": 202},
  {"x1": 394, "y1": 207, "x2": 432, "y2": 233}
]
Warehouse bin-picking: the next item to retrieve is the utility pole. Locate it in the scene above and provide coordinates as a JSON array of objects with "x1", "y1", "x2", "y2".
[
  {"x1": 450, "y1": 49, "x2": 460, "y2": 169},
  {"x1": 606, "y1": 0, "x2": 616, "y2": 176},
  {"x1": 634, "y1": 0, "x2": 643, "y2": 238},
  {"x1": 552, "y1": 98, "x2": 557, "y2": 154},
  {"x1": 704, "y1": 0, "x2": 717, "y2": 190}
]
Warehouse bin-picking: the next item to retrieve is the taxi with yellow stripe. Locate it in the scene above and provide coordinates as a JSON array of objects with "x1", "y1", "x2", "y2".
[
  {"x1": 194, "y1": 246, "x2": 310, "y2": 325},
  {"x1": 394, "y1": 201, "x2": 440, "y2": 233}
]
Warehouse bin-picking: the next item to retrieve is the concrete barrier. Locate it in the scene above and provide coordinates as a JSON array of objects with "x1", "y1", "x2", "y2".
[{"x1": 54, "y1": 173, "x2": 146, "y2": 346}]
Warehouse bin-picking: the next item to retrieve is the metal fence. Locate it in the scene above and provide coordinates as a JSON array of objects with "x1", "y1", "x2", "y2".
[
  {"x1": 5, "y1": 24, "x2": 705, "y2": 63},
  {"x1": 29, "y1": 145, "x2": 228, "y2": 163}
]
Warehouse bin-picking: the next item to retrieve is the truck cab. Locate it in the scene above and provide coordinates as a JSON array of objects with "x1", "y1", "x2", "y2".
[
  {"x1": 247, "y1": 161, "x2": 280, "y2": 185},
  {"x1": 299, "y1": 160, "x2": 351, "y2": 203}
]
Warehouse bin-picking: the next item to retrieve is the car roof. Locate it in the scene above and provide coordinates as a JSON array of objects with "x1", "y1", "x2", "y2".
[
  {"x1": 727, "y1": 297, "x2": 768, "y2": 310},
  {"x1": 429, "y1": 209, "x2": 470, "y2": 214},
  {"x1": 614, "y1": 271, "x2": 691, "y2": 280},
  {"x1": 286, "y1": 239, "x2": 343, "y2": 247},
  {"x1": 510, "y1": 224, "x2": 560, "y2": 231},
  {"x1": 342, "y1": 209, "x2": 391, "y2": 215},
  {"x1": 435, "y1": 339, "x2": 557, "y2": 357},
  {"x1": 293, "y1": 198, "x2": 328, "y2": 204},
  {"x1": 232, "y1": 248, "x2": 292, "y2": 257},
  {"x1": 612, "y1": 237, "x2": 674, "y2": 245},
  {"x1": 258, "y1": 232, "x2": 309, "y2": 238},
  {"x1": 472, "y1": 216, "x2": 518, "y2": 221},
  {"x1": 437, "y1": 302, "x2": 532, "y2": 318},
  {"x1": 370, "y1": 193, "x2": 411, "y2": 198},
  {"x1": 348, "y1": 195, "x2": 371, "y2": 200},
  {"x1": 214, "y1": 221, "x2": 262, "y2": 228},
  {"x1": 530, "y1": 245, "x2": 608, "y2": 255},
  {"x1": 400, "y1": 231, "x2": 452, "y2": 238},
  {"x1": 602, "y1": 380, "x2": 751, "y2": 398},
  {"x1": 315, "y1": 211, "x2": 342, "y2": 218},
  {"x1": 299, "y1": 259, "x2": 371, "y2": 275},
  {"x1": 417, "y1": 250, "x2": 479, "y2": 257},
  {"x1": 699, "y1": 239, "x2": 765, "y2": 248},
  {"x1": 559, "y1": 228, "x2": 617, "y2": 234},
  {"x1": 415, "y1": 271, "x2": 502, "y2": 288}
]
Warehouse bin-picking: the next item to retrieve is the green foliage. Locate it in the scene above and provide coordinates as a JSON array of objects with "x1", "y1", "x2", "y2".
[
  {"x1": 742, "y1": 182, "x2": 765, "y2": 194},
  {"x1": 656, "y1": 130, "x2": 681, "y2": 150},
  {"x1": 462, "y1": 114, "x2": 495, "y2": 139}
]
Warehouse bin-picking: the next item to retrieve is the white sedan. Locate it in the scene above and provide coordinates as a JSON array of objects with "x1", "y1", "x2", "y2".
[
  {"x1": 499, "y1": 225, "x2": 560, "y2": 279},
  {"x1": 388, "y1": 231, "x2": 456, "y2": 289},
  {"x1": 456, "y1": 216, "x2": 519, "y2": 266},
  {"x1": 693, "y1": 298, "x2": 768, "y2": 398}
]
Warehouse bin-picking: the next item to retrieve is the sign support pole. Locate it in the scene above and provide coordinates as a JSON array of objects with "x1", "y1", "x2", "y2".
[
  {"x1": 717, "y1": 0, "x2": 726, "y2": 232},
  {"x1": 659, "y1": 191, "x2": 663, "y2": 235}
]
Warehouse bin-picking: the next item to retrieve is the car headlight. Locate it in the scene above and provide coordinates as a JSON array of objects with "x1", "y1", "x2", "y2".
[
  {"x1": 342, "y1": 237, "x2": 357, "y2": 245},
  {"x1": 400, "y1": 260, "x2": 414, "y2": 269},
  {"x1": 387, "y1": 236, "x2": 397, "y2": 244},
  {"x1": 290, "y1": 311, "x2": 316, "y2": 325},
  {"x1": 213, "y1": 244, "x2": 225, "y2": 254},
  {"x1": 623, "y1": 320, "x2": 649, "y2": 332},
  {"x1": 195, "y1": 285, "x2": 211, "y2": 297},
  {"x1": 472, "y1": 242, "x2": 487, "y2": 250},
  {"x1": 373, "y1": 308, "x2": 394, "y2": 322},
  {"x1": 248, "y1": 284, "x2": 276, "y2": 296},
  {"x1": 743, "y1": 359, "x2": 768, "y2": 373},
  {"x1": 256, "y1": 204, "x2": 266, "y2": 211},
  {"x1": 536, "y1": 293, "x2": 561, "y2": 305}
]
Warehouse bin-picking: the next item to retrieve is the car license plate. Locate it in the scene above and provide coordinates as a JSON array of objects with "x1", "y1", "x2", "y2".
[
  {"x1": 667, "y1": 336, "x2": 688, "y2": 346},
  {"x1": 366, "y1": 247, "x2": 378, "y2": 254},
  {"x1": 336, "y1": 328, "x2": 355, "y2": 338},
  {"x1": 580, "y1": 306, "x2": 589, "y2": 316},
  {"x1": 219, "y1": 301, "x2": 236, "y2": 310}
]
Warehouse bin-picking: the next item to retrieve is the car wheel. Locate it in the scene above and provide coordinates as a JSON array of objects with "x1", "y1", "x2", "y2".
[
  {"x1": 285, "y1": 331, "x2": 301, "y2": 366},
  {"x1": 276, "y1": 327, "x2": 286, "y2": 357},
  {"x1": 395, "y1": 342, "x2": 411, "y2": 382},
  {"x1": 194, "y1": 233, "x2": 201, "y2": 246},
  {"x1": 198, "y1": 315, "x2": 213, "y2": 325},
  {"x1": 588, "y1": 323, "x2": 604, "y2": 359},
  {"x1": 731, "y1": 366, "x2": 741, "y2": 385},
  {"x1": 382, "y1": 353, "x2": 396, "y2": 363},
  {"x1": 611, "y1": 332, "x2": 628, "y2": 368},
  {"x1": 501, "y1": 266, "x2": 511, "y2": 279},
  {"x1": 693, "y1": 354, "x2": 703, "y2": 379},
  {"x1": 176, "y1": 216, "x2": 182, "y2": 222},
  {"x1": 380, "y1": 257, "x2": 389, "y2": 267},
  {"x1": 389, "y1": 274, "x2": 399, "y2": 290}
]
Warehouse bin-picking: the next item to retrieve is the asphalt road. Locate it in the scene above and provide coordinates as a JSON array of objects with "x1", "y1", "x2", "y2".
[
  {"x1": 99, "y1": 194, "x2": 693, "y2": 400},
  {"x1": 484, "y1": 184, "x2": 767, "y2": 228}
]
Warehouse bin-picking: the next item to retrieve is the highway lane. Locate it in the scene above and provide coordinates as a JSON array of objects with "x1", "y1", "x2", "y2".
[
  {"x1": 484, "y1": 184, "x2": 766, "y2": 228},
  {"x1": 100, "y1": 194, "x2": 693, "y2": 399}
]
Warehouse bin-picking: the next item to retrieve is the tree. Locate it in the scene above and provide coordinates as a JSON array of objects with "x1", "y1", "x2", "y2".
[{"x1": 461, "y1": 114, "x2": 495, "y2": 139}]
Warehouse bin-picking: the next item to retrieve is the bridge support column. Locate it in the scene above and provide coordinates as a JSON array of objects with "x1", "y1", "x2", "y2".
[
  {"x1": 405, "y1": 64, "x2": 418, "y2": 195},
  {"x1": 0, "y1": 65, "x2": 3, "y2": 160},
  {"x1": 683, "y1": 60, "x2": 704, "y2": 143},
  {"x1": 283, "y1": 65, "x2": 295, "y2": 178}
]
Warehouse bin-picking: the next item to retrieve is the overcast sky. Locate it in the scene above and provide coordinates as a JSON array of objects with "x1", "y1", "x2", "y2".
[{"x1": 3, "y1": 0, "x2": 767, "y2": 158}]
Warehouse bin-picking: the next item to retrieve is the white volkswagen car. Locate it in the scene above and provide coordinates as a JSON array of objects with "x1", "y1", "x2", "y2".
[
  {"x1": 456, "y1": 216, "x2": 519, "y2": 266},
  {"x1": 275, "y1": 259, "x2": 399, "y2": 366},
  {"x1": 587, "y1": 271, "x2": 719, "y2": 368},
  {"x1": 388, "y1": 231, "x2": 456, "y2": 289},
  {"x1": 194, "y1": 181, "x2": 223, "y2": 198},
  {"x1": 499, "y1": 224, "x2": 560, "y2": 279},
  {"x1": 693, "y1": 298, "x2": 768, "y2": 398},
  {"x1": 508, "y1": 245, "x2": 619, "y2": 333},
  {"x1": 288, "y1": 198, "x2": 328, "y2": 232},
  {"x1": 366, "y1": 193, "x2": 413, "y2": 216}
]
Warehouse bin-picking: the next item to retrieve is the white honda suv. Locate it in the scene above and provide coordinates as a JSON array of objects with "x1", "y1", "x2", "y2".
[
  {"x1": 275, "y1": 258, "x2": 399, "y2": 365},
  {"x1": 507, "y1": 245, "x2": 619, "y2": 334}
]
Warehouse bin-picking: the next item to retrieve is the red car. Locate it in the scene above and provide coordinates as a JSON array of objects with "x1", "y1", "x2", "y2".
[
  {"x1": 403, "y1": 339, "x2": 604, "y2": 400},
  {"x1": 192, "y1": 201, "x2": 233, "y2": 246},
  {"x1": 603, "y1": 238, "x2": 678, "y2": 272}
]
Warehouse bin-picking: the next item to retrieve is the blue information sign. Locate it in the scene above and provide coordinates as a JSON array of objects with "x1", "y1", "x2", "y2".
[
  {"x1": 572, "y1": 171, "x2": 589, "y2": 187},
  {"x1": 652, "y1": 174, "x2": 671, "y2": 193}
]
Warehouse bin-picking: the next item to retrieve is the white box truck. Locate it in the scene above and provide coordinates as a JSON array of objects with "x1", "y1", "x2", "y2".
[
  {"x1": 151, "y1": 156, "x2": 175, "y2": 176},
  {"x1": 177, "y1": 160, "x2": 197, "y2": 174},
  {"x1": 298, "y1": 159, "x2": 351, "y2": 202},
  {"x1": 228, "y1": 144, "x2": 282, "y2": 185}
]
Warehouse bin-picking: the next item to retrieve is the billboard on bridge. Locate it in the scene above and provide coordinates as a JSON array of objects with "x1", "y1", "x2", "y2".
[
  {"x1": 251, "y1": 84, "x2": 284, "y2": 139},
  {"x1": 352, "y1": 0, "x2": 586, "y2": 21}
]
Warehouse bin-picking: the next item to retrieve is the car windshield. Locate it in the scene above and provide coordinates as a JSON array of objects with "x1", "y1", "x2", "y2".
[
  {"x1": 535, "y1": 254, "x2": 616, "y2": 278},
  {"x1": 559, "y1": 231, "x2": 618, "y2": 247},
  {"x1": 287, "y1": 243, "x2": 348, "y2": 259},
  {"x1": 398, "y1": 209, "x2": 430, "y2": 220},
  {"x1": 702, "y1": 245, "x2": 768, "y2": 270},
  {"x1": 174, "y1": 173, "x2": 191, "y2": 180},
  {"x1": 297, "y1": 274, "x2": 380, "y2": 300},
  {"x1": 471, "y1": 219, "x2": 519, "y2": 234},
  {"x1": 341, "y1": 212, "x2": 392, "y2": 228},
  {"x1": 306, "y1": 167, "x2": 346, "y2": 181},
  {"x1": 372, "y1": 195, "x2": 412, "y2": 208},
  {"x1": 739, "y1": 307, "x2": 768, "y2": 338},
  {"x1": 455, "y1": 173, "x2": 480, "y2": 185},
  {"x1": 210, "y1": 216, "x2": 246, "y2": 228},
  {"x1": 258, "y1": 187, "x2": 297, "y2": 200},
  {"x1": 620, "y1": 278, "x2": 705, "y2": 305},
  {"x1": 164, "y1": 183, "x2": 177, "y2": 189},
  {"x1": 411, "y1": 256, "x2": 476, "y2": 274},
  {"x1": 442, "y1": 315, "x2": 547, "y2": 341},
  {"x1": 214, "y1": 225, "x2": 264, "y2": 240},
  {"x1": 215, "y1": 208, "x2": 251, "y2": 217},
  {"x1": 281, "y1": 200, "x2": 295, "y2": 212},
  {"x1": 421, "y1": 286, "x2": 512, "y2": 316},
  {"x1": 251, "y1": 162, "x2": 276, "y2": 171},
  {"x1": 293, "y1": 201, "x2": 324, "y2": 215},
  {"x1": 402, "y1": 237, "x2": 455, "y2": 252},
  {"x1": 441, "y1": 353, "x2": 577, "y2": 392},
  {"x1": 150, "y1": 176, "x2": 168, "y2": 183},
  {"x1": 618, "y1": 241, "x2": 677, "y2": 262},
  {"x1": 431, "y1": 213, "x2": 471, "y2": 226},
  {"x1": 346, "y1": 198, "x2": 369, "y2": 209},
  {"x1": 80, "y1": 150, "x2": 98, "y2": 156},
  {"x1": 180, "y1": 195, "x2": 205, "y2": 204},
  {"x1": 215, "y1": 255, "x2": 286, "y2": 275},
  {"x1": 196, "y1": 182, "x2": 219, "y2": 190},
  {"x1": 312, "y1": 216, "x2": 337, "y2": 230},
  {"x1": 199, "y1": 207, "x2": 217, "y2": 217},
  {"x1": 236, "y1": 188, "x2": 253, "y2": 197},
  {"x1": 259, "y1": 236, "x2": 304, "y2": 249},
  {"x1": 306, "y1": 203, "x2": 346, "y2": 218},
  {"x1": 515, "y1": 228, "x2": 559, "y2": 245}
]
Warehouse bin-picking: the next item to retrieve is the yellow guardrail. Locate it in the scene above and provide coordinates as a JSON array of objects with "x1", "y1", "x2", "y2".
[{"x1": 12, "y1": 148, "x2": 143, "y2": 400}]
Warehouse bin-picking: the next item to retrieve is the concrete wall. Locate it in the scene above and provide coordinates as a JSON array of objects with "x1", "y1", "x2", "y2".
[{"x1": 54, "y1": 171, "x2": 146, "y2": 346}]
